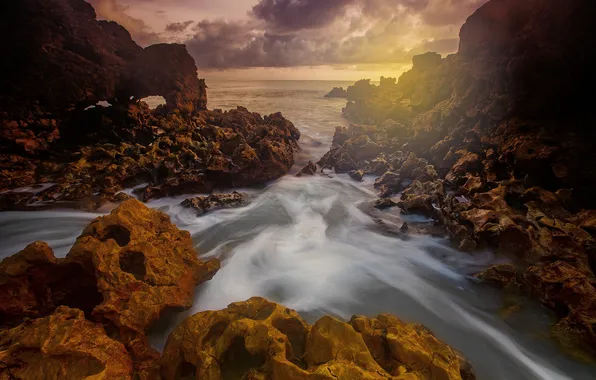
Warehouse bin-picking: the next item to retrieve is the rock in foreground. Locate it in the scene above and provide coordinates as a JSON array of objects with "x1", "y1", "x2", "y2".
[
  {"x1": 0, "y1": 199, "x2": 219, "y2": 376},
  {"x1": 0, "y1": 307, "x2": 133, "y2": 380},
  {"x1": 69, "y1": 199, "x2": 220, "y2": 347},
  {"x1": 161, "y1": 297, "x2": 474, "y2": 380}
]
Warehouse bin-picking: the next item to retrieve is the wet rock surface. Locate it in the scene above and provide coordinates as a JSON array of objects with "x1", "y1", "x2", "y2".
[
  {"x1": 0, "y1": 105, "x2": 300, "y2": 210},
  {"x1": 69, "y1": 200, "x2": 220, "y2": 358},
  {"x1": 181, "y1": 191, "x2": 249, "y2": 215},
  {"x1": 0, "y1": 225, "x2": 474, "y2": 380},
  {"x1": 320, "y1": 0, "x2": 596, "y2": 359},
  {"x1": 0, "y1": 0, "x2": 300, "y2": 209},
  {"x1": 161, "y1": 297, "x2": 474, "y2": 380},
  {"x1": 0, "y1": 200, "x2": 219, "y2": 377}
]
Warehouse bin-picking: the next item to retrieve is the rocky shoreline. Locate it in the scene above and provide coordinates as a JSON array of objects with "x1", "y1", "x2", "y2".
[
  {"x1": 321, "y1": 0, "x2": 596, "y2": 361},
  {"x1": 0, "y1": 105, "x2": 300, "y2": 211},
  {"x1": 0, "y1": 200, "x2": 474, "y2": 380},
  {"x1": 0, "y1": 0, "x2": 476, "y2": 379},
  {"x1": 0, "y1": 0, "x2": 300, "y2": 212},
  {"x1": 2, "y1": 0, "x2": 596, "y2": 378}
]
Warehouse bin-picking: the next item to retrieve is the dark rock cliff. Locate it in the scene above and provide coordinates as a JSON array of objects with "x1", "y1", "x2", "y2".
[
  {"x1": 0, "y1": 0, "x2": 207, "y2": 153},
  {"x1": 323, "y1": 0, "x2": 596, "y2": 359}
]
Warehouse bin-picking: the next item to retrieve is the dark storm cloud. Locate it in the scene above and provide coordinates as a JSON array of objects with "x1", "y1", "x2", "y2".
[
  {"x1": 185, "y1": 18, "x2": 446, "y2": 69},
  {"x1": 186, "y1": 20, "x2": 323, "y2": 68},
  {"x1": 165, "y1": 20, "x2": 194, "y2": 32},
  {"x1": 181, "y1": 0, "x2": 489, "y2": 68},
  {"x1": 88, "y1": 0, "x2": 489, "y2": 68},
  {"x1": 421, "y1": 0, "x2": 488, "y2": 26},
  {"x1": 250, "y1": 0, "x2": 479, "y2": 31},
  {"x1": 251, "y1": 0, "x2": 357, "y2": 31}
]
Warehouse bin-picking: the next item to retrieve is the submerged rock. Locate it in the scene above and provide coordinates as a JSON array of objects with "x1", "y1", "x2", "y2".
[
  {"x1": 0, "y1": 306, "x2": 133, "y2": 380},
  {"x1": 181, "y1": 191, "x2": 249, "y2": 215},
  {"x1": 296, "y1": 161, "x2": 317, "y2": 177},
  {"x1": 161, "y1": 297, "x2": 474, "y2": 380},
  {"x1": 349, "y1": 169, "x2": 365, "y2": 182}
]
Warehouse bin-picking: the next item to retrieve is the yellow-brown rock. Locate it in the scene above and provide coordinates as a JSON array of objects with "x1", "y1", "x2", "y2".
[
  {"x1": 67, "y1": 199, "x2": 220, "y2": 348},
  {"x1": 524, "y1": 261, "x2": 596, "y2": 360},
  {"x1": 0, "y1": 306, "x2": 133, "y2": 380},
  {"x1": 0, "y1": 199, "x2": 219, "y2": 376},
  {"x1": 160, "y1": 297, "x2": 473, "y2": 380}
]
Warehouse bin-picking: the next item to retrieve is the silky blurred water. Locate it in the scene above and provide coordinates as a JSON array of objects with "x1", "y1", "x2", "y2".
[{"x1": 1, "y1": 80, "x2": 594, "y2": 379}]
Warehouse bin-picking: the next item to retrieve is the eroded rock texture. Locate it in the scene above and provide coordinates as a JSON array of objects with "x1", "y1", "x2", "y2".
[
  {"x1": 0, "y1": 241, "x2": 102, "y2": 327},
  {"x1": 0, "y1": 200, "x2": 219, "y2": 376},
  {"x1": 161, "y1": 297, "x2": 474, "y2": 380},
  {"x1": 68, "y1": 199, "x2": 219, "y2": 351},
  {"x1": 322, "y1": 0, "x2": 596, "y2": 359},
  {"x1": 0, "y1": 105, "x2": 300, "y2": 210},
  {"x1": 125, "y1": 44, "x2": 208, "y2": 112},
  {"x1": 0, "y1": 307, "x2": 133, "y2": 380}
]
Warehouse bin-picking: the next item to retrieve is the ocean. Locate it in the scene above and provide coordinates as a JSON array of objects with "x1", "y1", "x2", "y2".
[{"x1": 1, "y1": 80, "x2": 594, "y2": 380}]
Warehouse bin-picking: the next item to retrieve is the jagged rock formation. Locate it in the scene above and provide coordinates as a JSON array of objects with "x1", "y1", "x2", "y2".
[
  {"x1": 322, "y1": 0, "x2": 596, "y2": 359},
  {"x1": 0, "y1": 0, "x2": 209, "y2": 154},
  {"x1": 324, "y1": 87, "x2": 348, "y2": 98},
  {"x1": 0, "y1": 105, "x2": 299, "y2": 210},
  {"x1": 0, "y1": 200, "x2": 219, "y2": 376},
  {"x1": 161, "y1": 297, "x2": 475, "y2": 380},
  {"x1": 0, "y1": 0, "x2": 301, "y2": 208}
]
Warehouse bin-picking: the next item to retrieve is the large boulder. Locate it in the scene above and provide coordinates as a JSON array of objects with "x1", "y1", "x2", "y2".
[
  {"x1": 67, "y1": 200, "x2": 219, "y2": 342},
  {"x1": 160, "y1": 297, "x2": 474, "y2": 380},
  {"x1": 0, "y1": 0, "x2": 141, "y2": 115},
  {"x1": 0, "y1": 199, "x2": 219, "y2": 374}
]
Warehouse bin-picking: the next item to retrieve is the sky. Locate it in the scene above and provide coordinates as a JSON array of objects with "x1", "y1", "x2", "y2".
[{"x1": 87, "y1": 0, "x2": 488, "y2": 81}]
